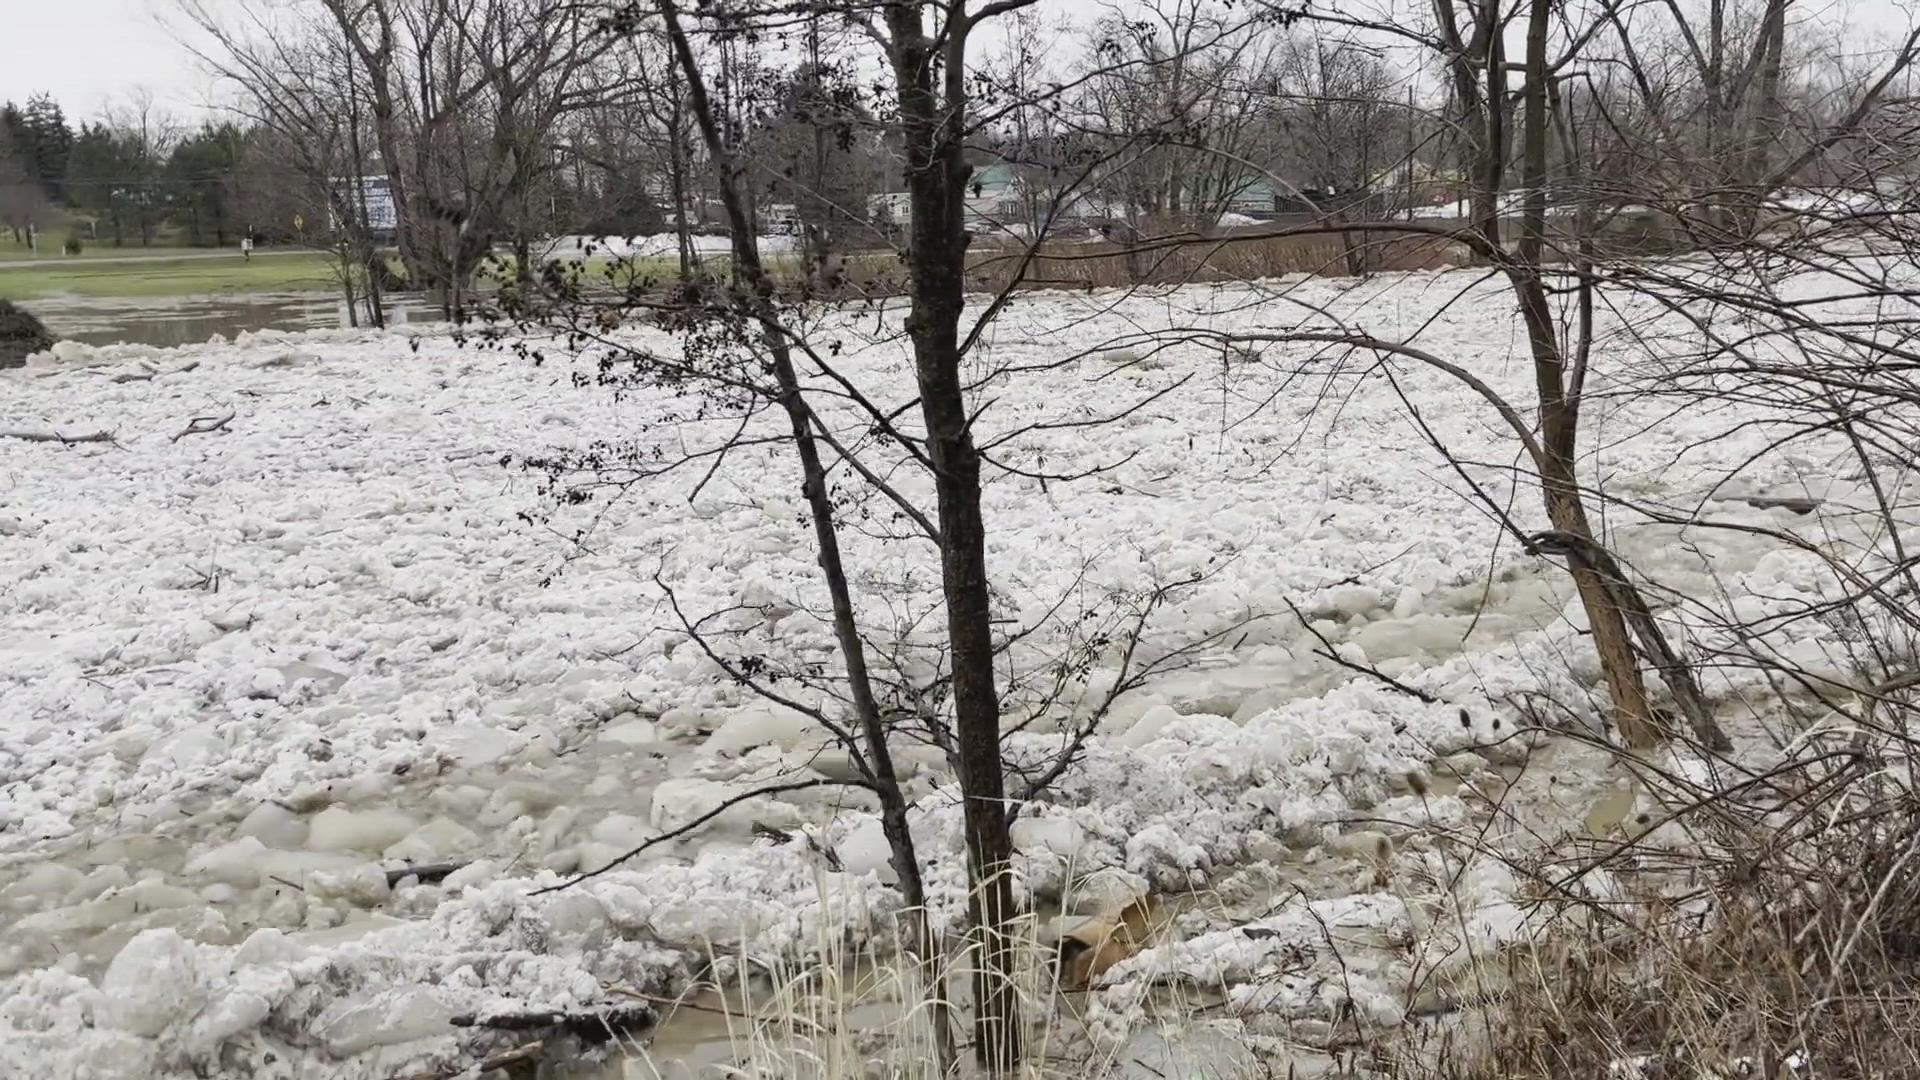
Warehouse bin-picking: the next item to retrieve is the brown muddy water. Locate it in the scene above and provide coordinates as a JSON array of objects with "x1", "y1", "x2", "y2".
[{"x1": 30, "y1": 291, "x2": 444, "y2": 348}]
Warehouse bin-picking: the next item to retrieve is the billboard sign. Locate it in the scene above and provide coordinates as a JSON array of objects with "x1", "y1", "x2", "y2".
[{"x1": 333, "y1": 175, "x2": 397, "y2": 232}]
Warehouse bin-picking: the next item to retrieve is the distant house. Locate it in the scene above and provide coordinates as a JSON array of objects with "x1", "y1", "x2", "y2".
[
  {"x1": 1221, "y1": 178, "x2": 1284, "y2": 213},
  {"x1": 869, "y1": 163, "x2": 1036, "y2": 231},
  {"x1": 869, "y1": 192, "x2": 911, "y2": 230},
  {"x1": 1217, "y1": 177, "x2": 1337, "y2": 216},
  {"x1": 965, "y1": 162, "x2": 1024, "y2": 227}
]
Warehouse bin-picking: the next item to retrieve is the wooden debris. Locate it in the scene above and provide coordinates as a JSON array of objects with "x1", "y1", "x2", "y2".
[
  {"x1": 1743, "y1": 494, "x2": 1822, "y2": 514},
  {"x1": 750, "y1": 821, "x2": 843, "y2": 871},
  {"x1": 384, "y1": 861, "x2": 467, "y2": 887},
  {"x1": 172, "y1": 411, "x2": 236, "y2": 442},
  {"x1": 449, "y1": 1004, "x2": 657, "y2": 1045},
  {"x1": 1, "y1": 429, "x2": 115, "y2": 445},
  {"x1": 399, "y1": 1039, "x2": 545, "y2": 1080},
  {"x1": 1057, "y1": 894, "x2": 1160, "y2": 988}
]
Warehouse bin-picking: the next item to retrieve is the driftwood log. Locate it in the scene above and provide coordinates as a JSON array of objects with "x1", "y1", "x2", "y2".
[
  {"x1": 384, "y1": 862, "x2": 466, "y2": 887},
  {"x1": 399, "y1": 1039, "x2": 544, "y2": 1080},
  {"x1": 449, "y1": 1004, "x2": 657, "y2": 1045},
  {"x1": 1, "y1": 429, "x2": 115, "y2": 445}
]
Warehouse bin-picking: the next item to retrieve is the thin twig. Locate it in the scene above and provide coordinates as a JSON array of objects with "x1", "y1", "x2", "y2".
[
  {"x1": 1284, "y1": 597, "x2": 1438, "y2": 703},
  {"x1": 171, "y1": 411, "x2": 236, "y2": 443},
  {"x1": 534, "y1": 777, "x2": 857, "y2": 893},
  {"x1": 384, "y1": 861, "x2": 466, "y2": 887}
]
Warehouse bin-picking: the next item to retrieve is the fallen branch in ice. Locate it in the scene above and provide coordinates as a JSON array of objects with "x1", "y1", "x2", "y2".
[
  {"x1": 171, "y1": 411, "x2": 236, "y2": 442},
  {"x1": 1057, "y1": 894, "x2": 1160, "y2": 988},
  {"x1": 1284, "y1": 597, "x2": 1438, "y2": 704},
  {"x1": 399, "y1": 1039, "x2": 544, "y2": 1079},
  {"x1": 450, "y1": 1004, "x2": 656, "y2": 1043},
  {"x1": 1, "y1": 428, "x2": 116, "y2": 445},
  {"x1": 101, "y1": 361, "x2": 198, "y2": 383},
  {"x1": 534, "y1": 776, "x2": 861, "y2": 894},
  {"x1": 1742, "y1": 494, "x2": 1822, "y2": 514},
  {"x1": 384, "y1": 861, "x2": 467, "y2": 887},
  {"x1": 751, "y1": 821, "x2": 844, "y2": 871}
]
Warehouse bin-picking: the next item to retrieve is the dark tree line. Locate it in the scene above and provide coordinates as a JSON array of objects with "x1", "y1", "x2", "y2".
[{"x1": 0, "y1": 91, "x2": 252, "y2": 249}]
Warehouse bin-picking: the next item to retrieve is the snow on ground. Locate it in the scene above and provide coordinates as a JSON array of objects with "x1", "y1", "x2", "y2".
[{"x1": 0, "y1": 268, "x2": 1880, "y2": 1077}]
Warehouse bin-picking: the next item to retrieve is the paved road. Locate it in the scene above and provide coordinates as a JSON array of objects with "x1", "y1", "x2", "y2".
[{"x1": 0, "y1": 249, "x2": 316, "y2": 271}]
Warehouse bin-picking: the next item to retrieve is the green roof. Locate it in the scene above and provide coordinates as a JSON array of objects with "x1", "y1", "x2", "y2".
[{"x1": 973, "y1": 163, "x2": 1019, "y2": 192}]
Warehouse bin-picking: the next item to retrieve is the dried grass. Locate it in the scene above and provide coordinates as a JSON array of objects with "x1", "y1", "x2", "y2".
[{"x1": 1381, "y1": 710, "x2": 1920, "y2": 1080}]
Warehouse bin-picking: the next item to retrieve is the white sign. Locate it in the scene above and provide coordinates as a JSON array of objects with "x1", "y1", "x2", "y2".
[{"x1": 333, "y1": 175, "x2": 397, "y2": 232}]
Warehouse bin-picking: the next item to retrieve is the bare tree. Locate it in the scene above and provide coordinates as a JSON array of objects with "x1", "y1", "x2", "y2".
[
  {"x1": 182, "y1": 0, "x2": 390, "y2": 325},
  {"x1": 251, "y1": 0, "x2": 616, "y2": 312},
  {"x1": 745, "y1": 53, "x2": 885, "y2": 283},
  {"x1": 467, "y1": 4, "x2": 1253, "y2": 1075},
  {"x1": 0, "y1": 156, "x2": 51, "y2": 248},
  {"x1": 1268, "y1": 29, "x2": 1411, "y2": 271},
  {"x1": 99, "y1": 90, "x2": 182, "y2": 248}
]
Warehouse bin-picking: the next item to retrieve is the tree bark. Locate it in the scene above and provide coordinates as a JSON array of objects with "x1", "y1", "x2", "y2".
[
  {"x1": 651, "y1": 1, "x2": 953, "y2": 1069},
  {"x1": 1517, "y1": 0, "x2": 1659, "y2": 748},
  {"x1": 881, "y1": 3, "x2": 1020, "y2": 1071},
  {"x1": 665, "y1": 56, "x2": 693, "y2": 281}
]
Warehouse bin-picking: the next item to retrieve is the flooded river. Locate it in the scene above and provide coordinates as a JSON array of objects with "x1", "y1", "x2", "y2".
[{"x1": 29, "y1": 290, "x2": 444, "y2": 348}]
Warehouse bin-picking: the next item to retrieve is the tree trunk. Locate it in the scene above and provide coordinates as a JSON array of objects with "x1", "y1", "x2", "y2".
[
  {"x1": 345, "y1": 54, "x2": 385, "y2": 332},
  {"x1": 513, "y1": 233, "x2": 533, "y2": 284},
  {"x1": 1475, "y1": 5, "x2": 1507, "y2": 249},
  {"x1": 1518, "y1": 0, "x2": 1659, "y2": 748},
  {"x1": 363, "y1": 247, "x2": 387, "y2": 330},
  {"x1": 652, "y1": 1, "x2": 952, "y2": 1069},
  {"x1": 666, "y1": 62, "x2": 693, "y2": 281},
  {"x1": 1433, "y1": 0, "x2": 1500, "y2": 248},
  {"x1": 882, "y1": 3, "x2": 1020, "y2": 1071},
  {"x1": 338, "y1": 248, "x2": 361, "y2": 330},
  {"x1": 1543, "y1": 483, "x2": 1661, "y2": 747},
  {"x1": 1734, "y1": 0, "x2": 1789, "y2": 235}
]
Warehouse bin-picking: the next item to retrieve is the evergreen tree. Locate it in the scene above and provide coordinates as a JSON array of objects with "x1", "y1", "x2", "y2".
[
  {"x1": 66, "y1": 123, "x2": 131, "y2": 245},
  {"x1": 167, "y1": 124, "x2": 243, "y2": 246},
  {"x1": 21, "y1": 95, "x2": 74, "y2": 201},
  {"x1": 0, "y1": 103, "x2": 27, "y2": 176}
]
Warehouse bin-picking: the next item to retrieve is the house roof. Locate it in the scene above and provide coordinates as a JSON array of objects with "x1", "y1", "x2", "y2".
[{"x1": 973, "y1": 162, "x2": 1019, "y2": 193}]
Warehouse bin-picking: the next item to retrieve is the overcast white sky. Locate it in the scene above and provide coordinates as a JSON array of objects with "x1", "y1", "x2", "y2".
[
  {"x1": 3, "y1": 0, "x2": 1914, "y2": 126},
  {"x1": 0, "y1": 0, "x2": 227, "y2": 121}
]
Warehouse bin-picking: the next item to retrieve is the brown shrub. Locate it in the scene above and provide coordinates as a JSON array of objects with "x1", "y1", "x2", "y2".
[
  {"x1": 1386, "y1": 720, "x2": 1920, "y2": 1080},
  {"x1": 0, "y1": 298, "x2": 55, "y2": 369}
]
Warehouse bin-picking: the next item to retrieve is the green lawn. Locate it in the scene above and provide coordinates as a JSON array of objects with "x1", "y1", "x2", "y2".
[
  {"x1": 0, "y1": 252, "x2": 345, "y2": 300},
  {"x1": 0, "y1": 243, "x2": 234, "y2": 263}
]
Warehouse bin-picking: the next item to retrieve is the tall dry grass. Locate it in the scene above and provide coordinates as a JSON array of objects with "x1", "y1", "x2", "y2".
[{"x1": 1371, "y1": 706, "x2": 1920, "y2": 1080}]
